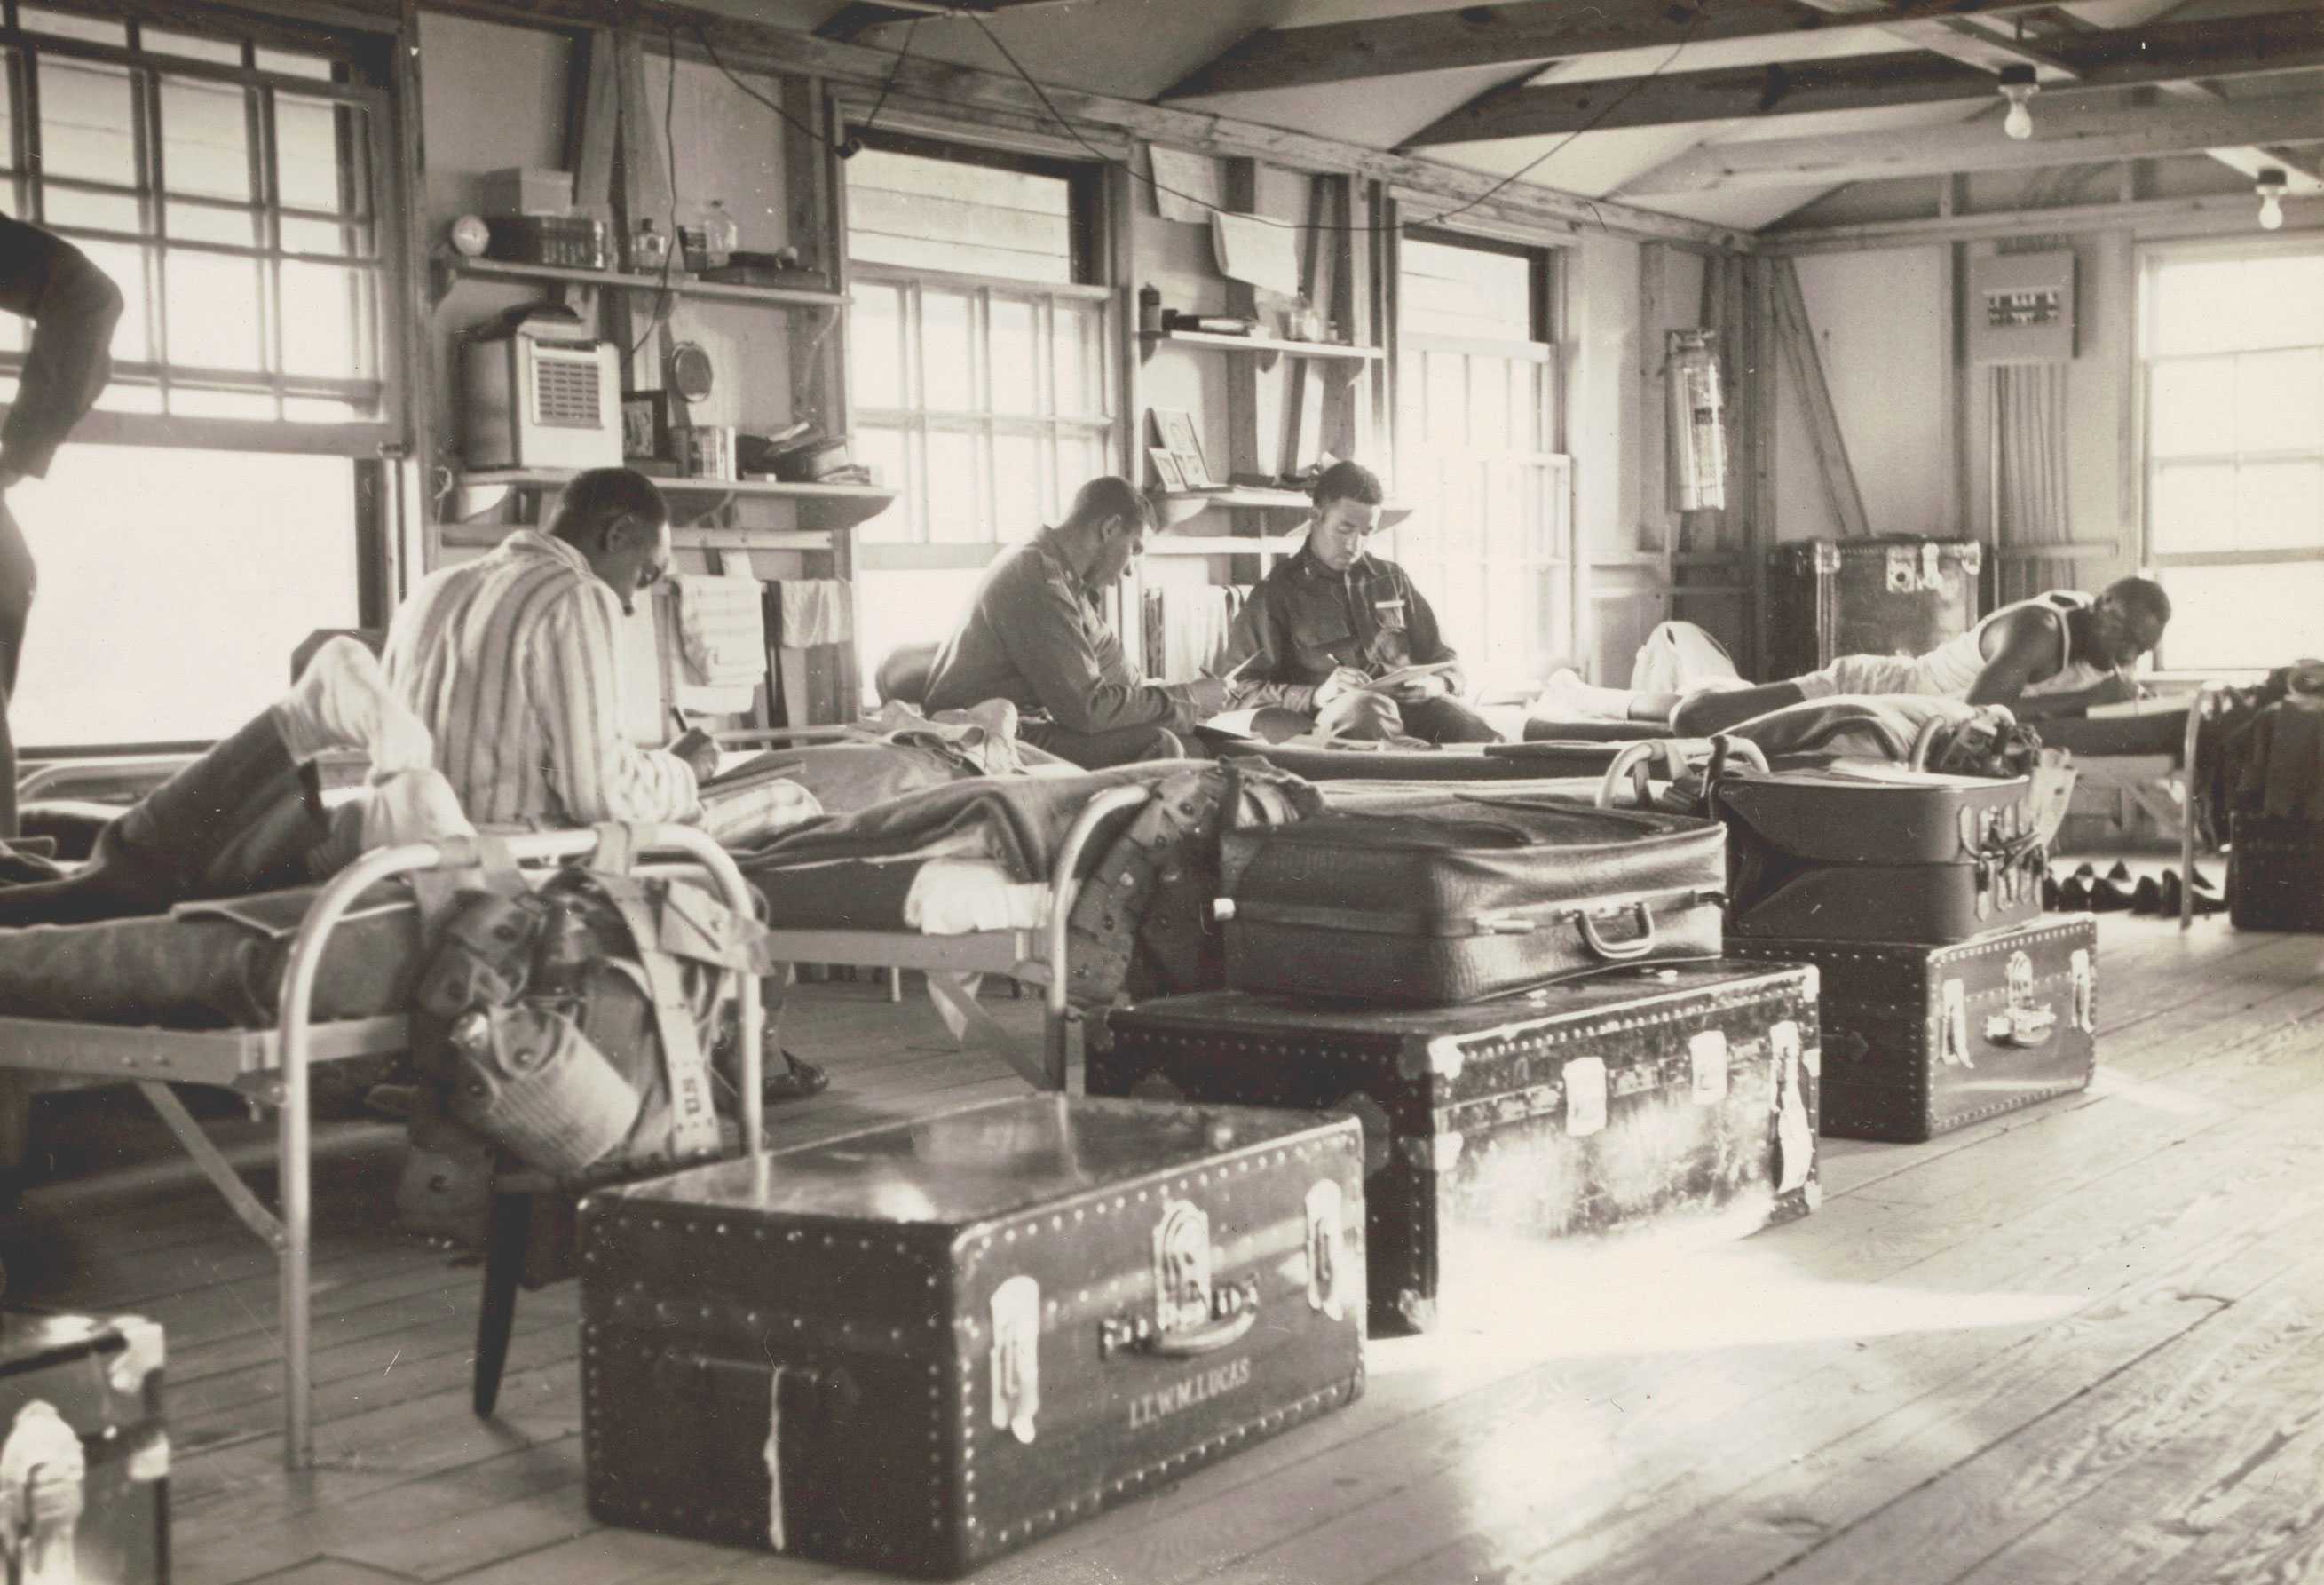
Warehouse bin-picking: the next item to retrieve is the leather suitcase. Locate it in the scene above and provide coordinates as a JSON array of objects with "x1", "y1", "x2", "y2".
[
  {"x1": 1763, "y1": 537, "x2": 1982, "y2": 680},
  {"x1": 2228, "y1": 813, "x2": 2324, "y2": 931},
  {"x1": 0, "y1": 1312, "x2": 169, "y2": 1584},
  {"x1": 1093, "y1": 962, "x2": 1821, "y2": 1335},
  {"x1": 581, "y1": 1097, "x2": 1365, "y2": 1576},
  {"x1": 1730, "y1": 915, "x2": 2096, "y2": 1142},
  {"x1": 1219, "y1": 788, "x2": 1728, "y2": 1004},
  {"x1": 1717, "y1": 765, "x2": 2045, "y2": 942}
]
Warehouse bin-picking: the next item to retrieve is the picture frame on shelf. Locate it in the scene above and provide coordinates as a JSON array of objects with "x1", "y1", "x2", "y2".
[
  {"x1": 621, "y1": 391, "x2": 673, "y2": 461},
  {"x1": 1149, "y1": 407, "x2": 1212, "y2": 487},
  {"x1": 1148, "y1": 448, "x2": 1188, "y2": 493}
]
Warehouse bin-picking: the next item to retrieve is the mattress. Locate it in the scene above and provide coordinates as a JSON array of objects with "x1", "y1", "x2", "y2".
[
  {"x1": 755, "y1": 856, "x2": 1042, "y2": 935},
  {"x1": 2035, "y1": 709, "x2": 2189, "y2": 757}
]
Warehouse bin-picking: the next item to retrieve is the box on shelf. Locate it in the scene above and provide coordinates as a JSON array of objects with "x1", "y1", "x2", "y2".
[{"x1": 479, "y1": 165, "x2": 573, "y2": 217}]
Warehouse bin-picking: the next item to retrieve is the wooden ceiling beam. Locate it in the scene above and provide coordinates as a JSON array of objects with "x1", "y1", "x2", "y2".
[
  {"x1": 1617, "y1": 91, "x2": 2324, "y2": 195},
  {"x1": 816, "y1": 0, "x2": 1079, "y2": 44},
  {"x1": 1402, "y1": 8, "x2": 2324, "y2": 145},
  {"x1": 1160, "y1": 0, "x2": 2065, "y2": 100}
]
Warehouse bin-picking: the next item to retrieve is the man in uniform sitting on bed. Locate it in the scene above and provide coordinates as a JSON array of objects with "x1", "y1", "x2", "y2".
[
  {"x1": 384, "y1": 465, "x2": 826, "y2": 1098},
  {"x1": 1541, "y1": 578, "x2": 2172, "y2": 738},
  {"x1": 921, "y1": 474, "x2": 1227, "y2": 768},
  {"x1": 1228, "y1": 460, "x2": 1501, "y2": 745}
]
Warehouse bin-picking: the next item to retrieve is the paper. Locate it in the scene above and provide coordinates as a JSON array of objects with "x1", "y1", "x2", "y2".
[
  {"x1": 1364, "y1": 660, "x2": 1460, "y2": 695},
  {"x1": 1149, "y1": 144, "x2": 1223, "y2": 225},
  {"x1": 1198, "y1": 708, "x2": 1267, "y2": 739},
  {"x1": 1212, "y1": 210, "x2": 1299, "y2": 297}
]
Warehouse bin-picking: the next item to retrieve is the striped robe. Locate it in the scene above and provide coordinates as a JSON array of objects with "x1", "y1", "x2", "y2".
[{"x1": 383, "y1": 530, "x2": 697, "y2": 828}]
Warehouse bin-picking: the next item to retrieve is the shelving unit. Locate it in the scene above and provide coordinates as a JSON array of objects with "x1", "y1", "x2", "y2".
[
  {"x1": 455, "y1": 468, "x2": 896, "y2": 533},
  {"x1": 1158, "y1": 487, "x2": 1411, "y2": 527},
  {"x1": 1137, "y1": 328, "x2": 1380, "y2": 367},
  {"x1": 439, "y1": 254, "x2": 847, "y2": 310}
]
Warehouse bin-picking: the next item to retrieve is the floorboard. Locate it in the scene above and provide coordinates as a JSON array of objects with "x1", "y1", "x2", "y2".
[{"x1": 5, "y1": 915, "x2": 2318, "y2": 1585}]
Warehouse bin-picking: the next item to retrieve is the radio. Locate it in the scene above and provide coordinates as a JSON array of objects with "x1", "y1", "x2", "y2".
[{"x1": 458, "y1": 305, "x2": 621, "y2": 472}]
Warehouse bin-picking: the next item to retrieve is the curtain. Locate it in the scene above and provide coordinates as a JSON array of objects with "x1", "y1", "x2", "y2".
[{"x1": 1991, "y1": 363, "x2": 2073, "y2": 605}]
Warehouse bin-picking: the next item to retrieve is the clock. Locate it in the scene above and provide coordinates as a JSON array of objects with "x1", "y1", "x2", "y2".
[
  {"x1": 449, "y1": 213, "x2": 490, "y2": 258},
  {"x1": 668, "y1": 340, "x2": 715, "y2": 403}
]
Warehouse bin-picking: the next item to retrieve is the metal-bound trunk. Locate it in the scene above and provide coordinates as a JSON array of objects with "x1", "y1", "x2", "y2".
[
  {"x1": 2228, "y1": 813, "x2": 2324, "y2": 931},
  {"x1": 0, "y1": 1312, "x2": 169, "y2": 1585},
  {"x1": 1731, "y1": 915, "x2": 2097, "y2": 1142},
  {"x1": 1717, "y1": 768, "x2": 2044, "y2": 942},
  {"x1": 1094, "y1": 963, "x2": 1821, "y2": 1335},
  {"x1": 581, "y1": 1098, "x2": 1365, "y2": 1577},
  {"x1": 1763, "y1": 537, "x2": 1983, "y2": 679}
]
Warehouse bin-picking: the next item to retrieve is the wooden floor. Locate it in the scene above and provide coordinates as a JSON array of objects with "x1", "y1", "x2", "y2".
[{"x1": 6, "y1": 909, "x2": 2323, "y2": 1585}]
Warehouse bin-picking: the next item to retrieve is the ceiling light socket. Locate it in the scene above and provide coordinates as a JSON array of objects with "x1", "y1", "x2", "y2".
[
  {"x1": 1997, "y1": 64, "x2": 2039, "y2": 141},
  {"x1": 2257, "y1": 167, "x2": 2288, "y2": 232}
]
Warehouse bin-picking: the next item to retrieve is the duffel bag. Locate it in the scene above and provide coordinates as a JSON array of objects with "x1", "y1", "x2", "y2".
[{"x1": 1216, "y1": 783, "x2": 1727, "y2": 1004}]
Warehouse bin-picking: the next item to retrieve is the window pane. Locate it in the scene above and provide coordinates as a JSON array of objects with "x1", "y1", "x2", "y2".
[
  {"x1": 2247, "y1": 253, "x2": 2324, "y2": 349},
  {"x1": 281, "y1": 259, "x2": 370, "y2": 378},
  {"x1": 925, "y1": 428, "x2": 982, "y2": 542},
  {"x1": 43, "y1": 187, "x2": 138, "y2": 231},
  {"x1": 2150, "y1": 461, "x2": 2236, "y2": 554},
  {"x1": 2158, "y1": 564, "x2": 2324, "y2": 672},
  {"x1": 167, "y1": 201, "x2": 256, "y2": 247},
  {"x1": 20, "y1": 8, "x2": 125, "y2": 44},
  {"x1": 849, "y1": 281, "x2": 905, "y2": 410},
  {"x1": 1055, "y1": 303, "x2": 1103, "y2": 420},
  {"x1": 161, "y1": 77, "x2": 252, "y2": 201},
  {"x1": 12, "y1": 446, "x2": 360, "y2": 746},
  {"x1": 992, "y1": 430, "x2": 1040, "y2": 535},
  {"x1": 2233, "y1": 461, "x2": 2324, "y2": 551},
  {"x1": 142, "y1": 29, "x2": 246, "y2": 66},
  {"x1": 2148, "y1": 358, "x2": 2235, "y2": 457},
  {"x1": 853, "y1": 425, "x2": 910, "y2": 541},
  {"x1": 38, "y1": 59, "x2": 136, "y2": 186},
  {"x1": 275, "y1": 95, "x2": 359, "y2": 213},
  {"x1": 166, "y1": 251, "x2": 263, "y2": 369},
  {"x1": 91, "y1": 381, "x2": 162, "y2": 413},
  {"x1": 170, "y1": 386, "x2": 274, "y2": 418},
  {"x1": 2151, "y1": 259, "x2": 2258, "y2": 358},
  {"x1": 254, "y1": 49, "x2": 336, "y2": 82},
  {"x1": 281, "y1": 214, "x2": 361, "y2": 258},
  {"x1": 1401, "y1": 237, "x2": 1533, "y2": 342},
  {"x1": 921, "y1": 290, "x2": 973, "y2": 414},
  {"x1": 990, "y1": 297, "x2": 1038, "y2": 416},
  {"x1": 845, "y1": 147, "x2": 1075, "y2": 287},
  {"x1": 2235, "y1": 349, "x2": 2323, "y2": 456}
]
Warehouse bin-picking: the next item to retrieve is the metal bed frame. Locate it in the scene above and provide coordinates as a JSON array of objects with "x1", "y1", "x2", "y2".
[{"x1": 0, "y1": 823, "x2": 764, "y2": 1472}]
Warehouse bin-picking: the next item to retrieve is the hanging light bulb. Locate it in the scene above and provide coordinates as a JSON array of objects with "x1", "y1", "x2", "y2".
[
  {"x1": 1997, "y1": 65, "x2": 2038, "y2": 141},
  {"x1": 2257, "y1": 168, "x2": 2288, "y2": 232}
]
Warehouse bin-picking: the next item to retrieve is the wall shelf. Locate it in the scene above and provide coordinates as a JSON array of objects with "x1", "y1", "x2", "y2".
[
  {"x1": 1138, "y1": 328, "x2": 1380, "y2": 368},
  {"x1": 455, "y1": 469, "x2": 897, "y2": 532},
  {"x1": 1158, "y1": 487, "x2": 1411, "y2": 528},
  {"x1": 1146, "y1": 533, "x2": 1304, "y2": 559},
  {"x1": 441, "y1": 255, "x2": 848, "y2": 310}
]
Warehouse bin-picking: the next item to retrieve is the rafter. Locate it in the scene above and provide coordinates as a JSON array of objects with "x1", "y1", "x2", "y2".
[
  {"x1": 1161, "y1": 0, "x2": 2065, "y2": 100},
  {"x1": 1617, "y1": 91, "x2": 2324, "y2": 195},
  {"x1": 818, "y1": 0, "x2": 1077, "y2": 44},
  {"x1": 1403, "y1": 8, "x2": 2324, "y2": 145}
]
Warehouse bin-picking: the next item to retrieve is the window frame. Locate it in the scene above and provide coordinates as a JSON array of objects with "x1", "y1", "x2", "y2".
[
  {"x1": 2136, "y1": 233, "x2": 2324, "y2": 672},
  {"x1": 1389, "y1": 226, "x2": 1572, "y2": 689}
]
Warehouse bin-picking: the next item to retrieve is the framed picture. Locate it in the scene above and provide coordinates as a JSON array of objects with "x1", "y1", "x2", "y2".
[
  {"x1": 1149, "y1": 407, "x2": 1211, "y2": 487},
  {"x1": 1148, "y1": 447, "x2": 1188, "y2": 493},
  {"x1": 621, "y1": 391, "x2": 672, "y2": 460}
]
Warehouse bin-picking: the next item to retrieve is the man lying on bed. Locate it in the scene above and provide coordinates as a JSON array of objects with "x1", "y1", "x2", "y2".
[
  {"x1": 1540, "y1": 578, "x2": 2171, "y2": 737},
  {"x1": 1226, "y1": 460, "x2": 1502, "y2": 747}
]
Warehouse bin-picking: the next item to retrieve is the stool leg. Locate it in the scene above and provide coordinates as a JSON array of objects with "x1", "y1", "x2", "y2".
[{"x1": 473, "y1": 1191, "x2": 532, "y2": 1417}]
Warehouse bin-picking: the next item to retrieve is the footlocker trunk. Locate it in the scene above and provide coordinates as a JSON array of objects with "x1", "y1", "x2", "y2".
[
  {"x1": 1730, "y1": 915, "x2": 2096, "y2": 1143},
  {"x1": 0, "y1": 1312, "x2": 169, "y2": 1584},
  {"x1": 1218, "y1": 789, "x2": 1728, "y2": 1006},
  {"x1": 1716, "y1": 767, "x2": 2044, "y2": 942},
  {"x1": 1763, "y1": 538, "x2": 1982, "y2": 679},
  {"x1": 1092, "y1": 963, "x2": 1821, "y2": 1335},
  {"x1": 2228, "y1": 813, "x2": 2324, "y2": 931},
  {"x1": 579, "y1": 1097, "x2": 1365, "y2": 1577}
]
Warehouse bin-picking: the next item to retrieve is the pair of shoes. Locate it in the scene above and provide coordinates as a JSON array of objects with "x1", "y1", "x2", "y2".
[
  {"x1": 2131, "y1": 875, "x2": 2164, "y2": 915},
  {"x1": 761, "y1": 1044, "x2": 829, "y2": 1103},
  {"x1": 2158, "y1": 868, "x2": 2228, "y2": 918},
  {"x1": 2057, "y1": 862, "x2": 2096, "y2": 911},
  {"x1": 2088, "y1": 877, "x2": 2134, "y2": 912}
]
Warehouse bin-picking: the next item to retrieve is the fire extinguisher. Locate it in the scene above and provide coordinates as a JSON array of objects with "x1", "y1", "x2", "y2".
[{"x1": 1667, "y1": 329, "x2": 1727, "y2": 511}]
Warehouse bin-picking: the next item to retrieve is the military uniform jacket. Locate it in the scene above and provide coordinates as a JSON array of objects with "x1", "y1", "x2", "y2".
[{"x1": 1231, "y1": 541, "x2": 1459, "y2": 714}]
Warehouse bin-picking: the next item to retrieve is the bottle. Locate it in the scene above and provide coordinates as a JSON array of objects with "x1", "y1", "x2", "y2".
[
  {"x1": 628, "y1": 218, "x2": 670, "y2": 273},
  {"x1": 1139, "y1": 282, "x2": 1163, "y2": 336},
  {"x1": 702, "y1": 199, "x2": 739, "y2": 271}
]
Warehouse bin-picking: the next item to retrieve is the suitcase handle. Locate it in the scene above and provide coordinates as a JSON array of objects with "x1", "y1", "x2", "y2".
[
  {"x1": 1570, "y1": 900, "x2": 1658, "y2": 961},
  {"x1": 1099, "y1": 1277, "x2": 1261, "y2": 1359},
  {"x1": 1983, "y1": 1006, "x2": 2058, "y2": 1048}
]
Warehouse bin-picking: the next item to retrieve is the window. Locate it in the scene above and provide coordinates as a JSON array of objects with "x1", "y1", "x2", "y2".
[
  {"x1": 0, "y1": 5, "x2": 391, "y2": 749},
  {"x1": 844, "y1": 131, "x2": 1112, "y2": 684},
  {"x1": 0, "y1": 4, "x2": 391, "y2": 433},
  {"x1": 2140, "y1": 240, "x2": 2324, "y2": 670},
  {"x1": 1390, "y1": 232, "x2": 1569, "y2": 690}
]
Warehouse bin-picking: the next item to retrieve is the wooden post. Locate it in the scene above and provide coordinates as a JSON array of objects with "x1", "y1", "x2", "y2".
[{"x1": 1771, "y1": 257, "x2": 1872, "y2": 540}]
